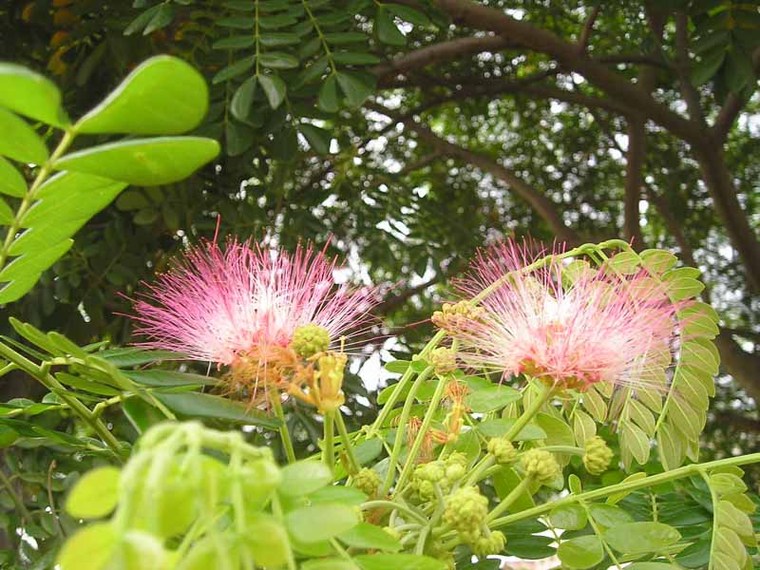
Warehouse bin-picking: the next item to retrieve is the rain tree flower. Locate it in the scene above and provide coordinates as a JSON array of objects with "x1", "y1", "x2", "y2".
[
  {"x1": 445, "y1": 241, "x2": 678, "y2": 391},
  {"x1": 131, "y1": 239, "x2": 377, "y2": 408}
]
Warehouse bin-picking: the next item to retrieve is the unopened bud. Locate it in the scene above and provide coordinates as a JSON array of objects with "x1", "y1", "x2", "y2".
[
  {"x1": 429, "y1": 347, "x2": 458, "y2": 374},
  {"x1": 290, "y1": 324, "x2": 330, "y2": 358},
  {"x1": 520, "y1": 449, "x2": 560, "y2": 485},
  {"x1": 353, "y1": 468, "x2": 381, "y2": 497},
  {"x1": 442, "y1": 487, "x2": 489, "y2": 533},
  {"x1": 583, "y1": 436, "x2": 613, "y2": 475},
  {"x1": 487, "y1": 437, "x2": 517, "y2": 464}
]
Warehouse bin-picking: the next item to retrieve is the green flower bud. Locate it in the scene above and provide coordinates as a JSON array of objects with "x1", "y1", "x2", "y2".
[
  {"x1": 583, "y1": 436, "x2": 613, "y2": 475},
  {"x1": 444, "y1": 453, "x2": 468, "y2": 482},
  {"x1": 415, "y1": 461, "x2": 445, "y2": 483},
  {"x1": 290, "y1": 324, "x2": 330, "y2": 358},
  {"x1": 353, "y1": 468, "x2": 381, "y2": 497},
  {"x1": 429, "y1": 347, "x2": 458, "y2": 374},
  {"x1": 472, "y1": 530, "x2": 506, "y2": 557},
  {"x1": 520, "y1": 448, "x2": 560, "y2": 485},
  {"x1": 487, "y1": 437, "x2": 517, "y2": 464},
  {"x1": 442, "y1": 487, "x2": 489, "y2": 533}
]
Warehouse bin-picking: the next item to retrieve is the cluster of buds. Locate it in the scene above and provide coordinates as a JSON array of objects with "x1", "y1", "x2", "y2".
[
  {"x1": 442, "y1": 486, "x2": 504, "y2": 555},
  {"x1": 429, "y1": 347, "x2": 458, "y2": 374},
  {"x1": 431, "y1": 301, "x2": 484, "y2": 333},
  {"x1": 353, "y1": 468, "x2": 381, "y2": 497},
  {"x1": 487, "y1": 436, "x2": 517, "y2": 464},
  {"x1": 520, "y1": 449, "x2": 561, "y2": 485},
  {"x1": 583, "y1": 436, "x2": 614, "y2": 475},
  {"x1": 410, "y1": 454, "x2": 468, "y2": 502}
]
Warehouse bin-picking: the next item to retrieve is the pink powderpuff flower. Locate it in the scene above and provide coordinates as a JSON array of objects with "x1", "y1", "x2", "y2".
[
  {"x1": 448, "y1": 241, "x2": 678, "y2": 391},
  {"x1": 130, "y1": 239, "x2": 378, "y2": 371}
]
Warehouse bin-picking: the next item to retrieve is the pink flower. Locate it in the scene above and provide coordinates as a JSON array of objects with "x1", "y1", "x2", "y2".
[
  {"x1": 448, "y1": 241, "x2": 677, "y2": 390},
  {"x1": 130, "y1": 240, "x2": 377, "y2": 367}
]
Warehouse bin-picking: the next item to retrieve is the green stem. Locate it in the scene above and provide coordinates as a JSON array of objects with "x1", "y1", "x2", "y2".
[
  {"x1": 487, "y1": 477, "x2": 532, "y2": 522},
  {"x1": 335, "y1": 412, "x2": 360, "y2": 475},
  {"x1": 490, "y1": 452, "x2": 760, "y2": 529},
  {"x1": 698, "y1": 468, "x2": 719, "y2": 570},
  {"x1": 0, "y1": 342, "x2": 124, "y2": 458},
  {"x1": 323, "y1": 411, "x2": 335, "y2": 470},
  {"x1": 0, "y1": 464, "x2": 31, "y2": 521},
  {"x1": 270, "y1": 395, "x2": 296, "y2": 464},
  {"x1": 0, "y1": 129, "x2": 76, "y2": 271},
  {"x1": 361, "y1": 500, "x2": 428, "y2": 525},
  {"x1": 271, "y1": 493, "x2": 298, "y2": 570},
  {"x1": 368, "y1": 331, "x2": 446, "y2": 436},
  {"x1": 381, "y1": 366, "x2": 434, "y2": 495},
  {"x1": 583, "y1": 499, "x2": 623, "y2": 569},
  {"x1": 395, "y1": 372, "x2": 450, "y2": 492},
  {"x1": 504, "y1": 384, "x2": 554, "y2": 442}
]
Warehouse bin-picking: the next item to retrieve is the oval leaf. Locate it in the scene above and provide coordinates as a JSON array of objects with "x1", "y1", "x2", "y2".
[
  {"x1": 0, "y1": 108, "x2": 49, "y2": 164},
  {"x1": 285, "y1": 504, "x2": 359, "y2": 543},
  {"x1": 65, "y1": 466, "x2": 121, "y2": 519},
  {"x1": 0, "y1": 63, "x2": 68, "y2": 127},
  {"x1": 53, "y1": 137, "x2": 220, "y2": 186},
  {"x1": 604, "y1": 521, "x2": 681, "y2": 554},
  {"x1": 75, "y1": 56, "x2": 209, "y2": 135}
]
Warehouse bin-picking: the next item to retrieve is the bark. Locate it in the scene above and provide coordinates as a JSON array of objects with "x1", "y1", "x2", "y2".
[{"x1": 714, "y1": 331, "x2": 760, "y2": 403}]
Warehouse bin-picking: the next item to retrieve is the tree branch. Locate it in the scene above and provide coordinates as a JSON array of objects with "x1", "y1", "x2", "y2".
[
  {"x1": 434, "y1": 0, "x2": 706, "y2": 145},
  {"x1": 714, "y1": 330, "x2": 760, "y2": 403},
  {"x1": 367, "y1": 103, "x2": 580, "y2": 244},
  {"x1": 576, "y1": 5, "x2": 600, "y2": 53},
  {"x1": 674, "y1": 12, "x2": 705, "y2": 124},
  {"x1": 712, "y1": 46, "x2": 760, "y2": 141},
  {"x1": 373, "y1": 35, "x2": 516, "y2": 86}
]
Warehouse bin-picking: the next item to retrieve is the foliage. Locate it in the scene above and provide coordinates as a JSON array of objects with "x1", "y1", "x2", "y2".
[{"x1": 0, "y1": 0, "x2": 759, "y2": 568}]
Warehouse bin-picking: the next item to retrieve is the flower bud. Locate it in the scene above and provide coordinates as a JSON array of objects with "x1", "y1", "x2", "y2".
[
  {"x1": 520, "y1": 449, "x2": 560, "y2": 485},
  {"x1": 353, "y1": 468, "x2": 381, "y2": 497},
  {"x1": 290, "y1": 324, "x2": 331, "y2": 358},
  {"x1": 583, "y1": 436, "x2": 613, "y2": 475},
  {"x1": 472, "y1": 530, "x2": 506, "y2": 557},
  {"x1": 429, "y1": 347, "x2": 457, "y2": 374},
  {"x1": 431, "y1": 301, "x2": 484, "y2": 333},
  {"x1": 442, "y1": 487, "x2": 489, "y2": 533},
  {"x1": 487, "y1": 437, "x2": 517, "y2": 464}
]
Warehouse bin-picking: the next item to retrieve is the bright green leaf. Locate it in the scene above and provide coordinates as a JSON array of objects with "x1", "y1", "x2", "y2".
[
  {"x1": 285, "y1": 504, "x2": 359, "y2": 543},
  {"x1": 56, "y1": 522, "x2": 116, "y2": 570},
  {"x1": 466, "y1": 385, "x2": 521, "y2": 412},
  {"x1": 0, "y1": 108, "x2": 49, "y2": 164},
  {"x1": 0, "y1": 157, "x2": 26, "y2": 197},
  {"x1": 355, "y1": 554, "x2": 446, "y2": 570},
  {"x1": 338, "y1": 522, "x2": 402, "y2": 551},
  {"x1": 75, "y1": 56, "x2": 208, "y2": 135},
  {"x1": 65, "y1": 466, "x2": 121, "y2": 519},
  {"x1": 0, "y1": 63, "x2": 68, "y2": 127},
  {"x1": 557, "y1": 535, "x2": 604, "y2": 569},
  {"x1": 279, "y1": 460, "x2": 332, "y2": 496},
  {"x1": 604, "y1": 522, "x2": 681, "y2": 554},
  {"x1": 53, "y1": 137, "x2": 220, "y2": 186},
  {"x1": 548, "y1": 504, "x2": 588, "y2": 530}
]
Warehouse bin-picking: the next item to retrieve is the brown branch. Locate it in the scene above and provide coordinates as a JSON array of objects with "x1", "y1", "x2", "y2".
[
  {"x1": 399, "y1": 152, "x2": 441, "y2": 175},
  {"x1": 374, "y1": 273, "x2": 445, "y2": 316},
  {"x1": 712, "y1": 46, "x2": 760, "y2": 141},
  {"x1": 576, "y1": 5, "x2": 600, "y2": 53},
  {"x1": 368, "y1": 103, "x2": 580, "y2": 244},
  {"x1": 434, "y1": 0, "x2": 705, "y2": 145},
  {"x1": 644, "y1": 183, "x2": 697, "y2": 267},
  {"x1": 674, "y1": 12, "x2": 705, "y2": 124},
  {"x1": 373, "y1": 35, "x2": 517, "y2": 86},
  {"x1": 712, "y1": 409, "x2": 760, "y2": 434},
  {"x1": 714, "y1": 330, "x2": 760, "y2": 403}
]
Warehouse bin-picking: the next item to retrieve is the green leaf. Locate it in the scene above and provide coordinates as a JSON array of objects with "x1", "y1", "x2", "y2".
[
  {"x1": 56, "y1": 522, "x2": 116, "y2": 570},
  {"x1": 324, "y1": 32, "x2": 369, "y2": 44},
  {"x1": 335, "y1": 72, "x2": 374, "y2": 108},
  {"x1": 124, "y1": 5, "x2": 162, "y2": 35},
  {"x1": 640, "y1": 249, "x2": 678, "y2": 275},
  {"x1": 625, "y1": 564, "x2": 680, "y2": 569},
  {"x1": 355, "y1": 554, "x2": 446, "y2": 570},
  {"x1": 260, "y1": 33, "x2": 301, "y2": 47},
  {"x1": 0, "y1": 157, "x2": 26, "y2": 197},
  {"x1": 75, "y1": 56, "x2": 209, "y2": 135},
  {"x1": 476, "y1": 418, "x2": 546, "y2": 440},
  {"x1": 53, "y1": 137, "x2": 220, "y2": 186},
  {"x1": 332, "y1": 52, "x2": 382, "y2": 65},
  {"x1": 279, "y1": 460, "x2": 332, "y2": 496},
  {"x1": 285, "y1": 504, "x2": 359, "y2": 543},
  {"x1": 691, "y1": 47, "x2": 725, "y2": 86},
  {"x1": 620, "y1": 420, "x2": 650, "y2": 466},
  {"x1": 213, "y1": 35, "x2": 256, "y2": 49},
  {"x1": 300, "y1": 123, "x2": 332, "y2": 154},
  {"x1": 259, "y1": 52, "x2": 300, "y2": 69},
  {"x1": 0, "y1": 108, "x2": 49, "y2": 164},
  {"x1": 230, "y1": 76, "x2": 257, "y2": 121},
  {"x1": 65, "y1": 466, "x2": 121, "y2": 519},
  {"x1": 386, "y1": 4, "x2": 430, "y2": 26},
  {"x1": 548, "y1": 504, "x2": 588, "y2": 530},
  {"x1": 603, "y1": 522, "x2": 681, "y2": 554},
  {"x1": 143, "y1": 3, "x2": 174, "y2": 35},
  {"x1": 338, "y1": 522, "x2": 402, "y2": 551},
  {"x1": 212, "y1": 57, "x2": 256, "y2": 84},
  {"x1": 258, "y1": 74, "x2": 287, "y2": 109},
  {"x1": 309, "y1": 486, "x2": 367, "y2": 506},
  {"x1": 0, "y1": 239, "x2": 72, "y2": 302},
  {"x1": 0, "y1": 63, "x2": 68, "y2": 127},
  {"x1": 557, "y1": 536, "x2": 604, "y2": 569},
  {"x1": 122, "y1": 370, "x2": 217, "y2": 387},
  {"x1": 301, "y1": 559, "x2": 358, "y2": 570},
  {"x1": 13, "y1": 173, "x2": 127, "y2": 255},
  {"x1": 588, "y1": 504, "x2": 633, "y2": 528},
  {"x1": 465, "y1": 385, "x2": 521, "y2": 412},
  {"x1": 0, "y1": 197, "x2": 12, "y2": 224},
  {"x1": 318, "y1": 74, "x2": 340, "y2": 112},
  {"x1": 375, "y1": 7, "x2": 406, "y2": 45},
  {"x1": 153, "y1": 391, "x2": 279, "y2": 429}
]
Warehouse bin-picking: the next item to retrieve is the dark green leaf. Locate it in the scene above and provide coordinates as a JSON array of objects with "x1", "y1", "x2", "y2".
[
  {"x1": 258, "y1": 74, "x2": 287, "y2": 109},
  {"x1": 153, "y1": 391, "x2": 279, "y2": 429}
]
